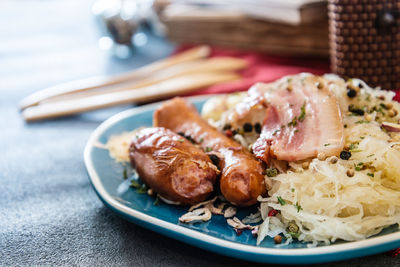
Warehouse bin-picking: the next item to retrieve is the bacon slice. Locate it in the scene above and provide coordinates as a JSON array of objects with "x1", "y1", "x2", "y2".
[{"x1": 230, "y1": 74, "x2": 345, "y2": 163}]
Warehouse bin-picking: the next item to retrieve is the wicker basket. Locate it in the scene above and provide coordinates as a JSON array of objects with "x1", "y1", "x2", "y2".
[{"x1": 329, "y1": 0, "x2": 400, "y2": 90}]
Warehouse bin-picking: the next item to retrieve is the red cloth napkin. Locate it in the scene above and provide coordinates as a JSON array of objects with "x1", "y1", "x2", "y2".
[{"x1": 178, "y1": 46, "x2": 400, "y2": 101}]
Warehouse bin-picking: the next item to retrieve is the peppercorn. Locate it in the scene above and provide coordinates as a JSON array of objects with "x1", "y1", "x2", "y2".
[
  {"x1": 185, "y1": 135, "x2": 195, "y2": 144},
  {"x1": 287, "y1": 222, "x2": 299, "y2": 233},
  {"x1": 348, "y1": 105, "x2": 364, "y2": 116},
  {"x1": 388, "y1": 109, "x2": 398, "y2": 117},
  {"x1": 268, "y1": 209, "x2": 278, "y2": 217},
  {"x1": 254, "y1": 122, "x2": 262, "y2": 134},
  {"x1": 223, "y1": 124, "x2": 231, "y2": 130},
  {"x1": 243, "y1": 123, "x2": 253, "y2": 132},
  {"x1": 347, "y1": 88, "x2": 357, "y2": 98},
  {"x1": 302, "y1": 161, "x2": 310, "y2": 169},
  {"x1": 340, "y1": 151, "x2": 352, "y2": 160},
  {"x1": 208, "y1": 154, "x2": 220, "y2": 167},
  {"x1": 265, "y1": 168, "x2": 278, "y2": 177},
  {"x1": 225, "y1": 129, "x2": 233, "y2": 137},
  {"x1": 147, "y1": 188, "x2": 154, "y2": 196},
  {"x1": 346, "y1": 169, "x2": 355, "y2": 177},
  {"x1": 317, "y1": 152, "x2": 326, "y2": 161},
  {"x1": 274, "y1": 235, "x2": 282, "y2": 244},
  {"x1": 330, "y1": 156, "x2": 338, "y2": 164}
]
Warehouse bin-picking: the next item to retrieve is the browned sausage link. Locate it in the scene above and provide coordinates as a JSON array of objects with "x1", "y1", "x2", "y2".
[
  {"x1": 154, "y1": 97, "x2": 269, "y2": 207},
  {"x1": 130, "y1": 127, "x2": 217, "y2": 205}
]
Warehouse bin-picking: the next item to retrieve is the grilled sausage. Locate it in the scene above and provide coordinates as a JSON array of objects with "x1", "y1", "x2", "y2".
[
  {"x1": 129, "y1": 127, "x2": 217, "y2": 205},
  {"x1": 154, "y1": 97, "x2": 269, "y2": 206}
]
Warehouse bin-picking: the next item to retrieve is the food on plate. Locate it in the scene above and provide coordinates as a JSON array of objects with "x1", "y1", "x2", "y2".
[
  {"x1": 129, "y1": 127, "x2": 218, "y2": 205},
  {"x1": 203, "y1": 73, "x2": 400, "y2": 245},
  {"x1": 154, "y1": 97, "x2": 269, "y2": 207},
  {"x1": 252, "y1": 77, "x2": 343, "y2": 163},
  {"x1": 106, "y1": 72, "x2": 400, "y2": 246}
]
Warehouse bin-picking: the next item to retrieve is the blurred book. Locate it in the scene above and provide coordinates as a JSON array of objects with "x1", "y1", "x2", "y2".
[{"x1": 155, "y1": 0, "x2": 329, "y2": 57}]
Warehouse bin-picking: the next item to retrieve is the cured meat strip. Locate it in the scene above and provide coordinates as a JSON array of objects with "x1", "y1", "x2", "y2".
[
  {"x1": 223, "y1": 74, "x2": 344, "y2": 163},
  {"x1": 154, "y1": 97, "x2": 269, "y2": 207},
  {"x1": 253, "y1": 75, "x2": 344, "y2": 162},
  {"x1": 130, "y1": 127, "x2": 217, "y2": 205}
]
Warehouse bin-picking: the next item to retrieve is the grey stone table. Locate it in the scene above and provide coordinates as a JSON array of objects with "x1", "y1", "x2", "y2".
[{"x1": 1, "y1": 1, "x2": 399, "y2": 266}]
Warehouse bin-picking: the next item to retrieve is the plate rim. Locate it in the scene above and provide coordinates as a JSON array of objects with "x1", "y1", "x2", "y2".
[{"x1": 84, "y1": 95, "x2": 400, "y2": 264}]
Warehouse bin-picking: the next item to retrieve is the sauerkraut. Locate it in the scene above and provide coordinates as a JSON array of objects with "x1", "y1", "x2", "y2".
[{"x1": 204, "y1": 73, "x2": 400, "y2": 245}]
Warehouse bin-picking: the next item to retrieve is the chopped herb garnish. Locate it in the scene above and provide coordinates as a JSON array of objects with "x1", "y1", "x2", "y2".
[
  {"x1": 266, "y1": 168, "x2": 278, "y2": 177},
  {"x1": 137, "y1": 184, "x2": 147, "y2": 194},
  {"x1": 295, "y1": 202, "x2": 303, "y2": 212},
  {"x1": 367, "y1": 173, "x2": 374, "y2": 177},
  {"x1": 298, "y1": 102, "x2": 306, "y2": 122},
  {"x1": 272, "y1": 129, "x2": 280, "y2": 136},
  {"x1": 288, "y1": 232, "x2": 300, "y2": 238},
  {"x1": 367, "y1": 154, "x2": 375, "y2": 158},
  {"x1": 324, "y1": 143, "x2": 330, "y2": 146},
  {"x1": 291, "y1": 188, "x2": 295, "y2": 192},
  {"x1": 153, "y1": 196, "x2": 160, "y2": 206},
  {"x1": 348, "y1": 104, "x2": 365, "y2": 116},
  {"x1": 178, "y1": 138, "x2": 185, "y2": 142},
  {"x1": 199, "y1": 138, "x2": 204, "y2": 143},
  {"x1": 355, "y1": 120, "x2": 369, "y2": 124},
  {"x1": 288, "y1": 116, "x2": 298, "y2": 127},
  {"x1": 349, "y1": 143, "x2": 358, "y2": 151},
  {"x1": 205, "y1": 147, "x2": 213, "y2": 152},
  {"x1": 277, "y1": 196, "x2": 286, "y2": 206},
  {"x1": 360, "y1": 136, "x2": 365, "y2": 139},
  {"x1": 123, "y1": 168, "x2": 128, "y2": 180},
  {"x1": 354, "y1": 162, "x2": 363, "y2": 171},
  {"x1": 294, "y1": 129, "x2": 299, "y2": 133},
  {"x1": 130, "y1": 180, "x2": 141, "y2": 189}
]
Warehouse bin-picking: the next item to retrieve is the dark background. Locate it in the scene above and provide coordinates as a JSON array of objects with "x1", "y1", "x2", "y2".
[{"x1": 1, "y1": 1, "x2": 399, "y2": 266}]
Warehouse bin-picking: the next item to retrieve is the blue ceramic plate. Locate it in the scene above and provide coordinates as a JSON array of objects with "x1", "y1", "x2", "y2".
[{"x1": 84, "y1": 96, "x2": 400, "y2": 264}]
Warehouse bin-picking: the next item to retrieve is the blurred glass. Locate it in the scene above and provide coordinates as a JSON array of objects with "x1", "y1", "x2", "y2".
[{"x1": 92, "y1": 0, "x2": 162, "y2": 58}]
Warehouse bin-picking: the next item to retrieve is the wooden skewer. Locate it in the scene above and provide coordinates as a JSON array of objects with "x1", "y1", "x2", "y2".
[
  {"x1": 40, "y1": 57, "x2": 247, "y2": 104},
  {"x1": 19, "y1": 45, "x2": 211, "y2": 110},
  {"x1": 22, "y1": 71, "x2": 240, "y2": 122}
]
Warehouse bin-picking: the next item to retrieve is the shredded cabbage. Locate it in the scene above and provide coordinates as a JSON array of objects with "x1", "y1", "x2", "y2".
[{"x1": 204, "y1": 74, "x2": 400, "y2": 246}]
